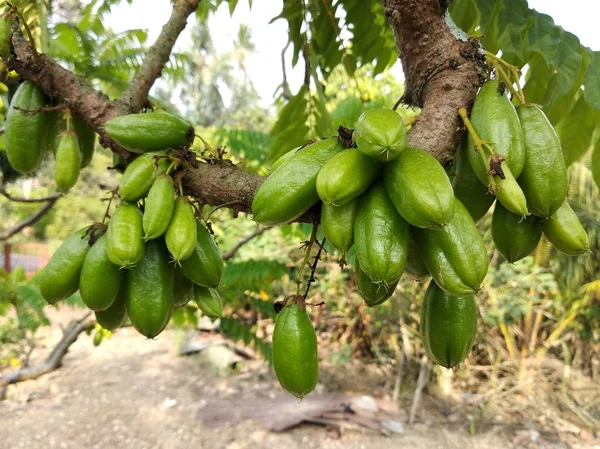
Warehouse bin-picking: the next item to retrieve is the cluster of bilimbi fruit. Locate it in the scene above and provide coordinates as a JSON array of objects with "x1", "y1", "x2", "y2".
[{"x1": 253, "y1": 77, "x2": 589, "y2": 399}]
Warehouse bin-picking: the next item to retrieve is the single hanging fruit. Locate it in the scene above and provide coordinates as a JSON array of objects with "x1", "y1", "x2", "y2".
[
  {"x1": 5, "y1": 81, "x2": 50, "y2": 174},
  {"x1": 106, "y1": 203, "x2": 145, "y2": 268},
  {"x1": 252, "y1": 138, "x2": 344, "y2": 225},
  {"x1": 420, "y1": 280, "x2": 477, "y2": 368},
  {"x1": 165, "y1": 198, "x2": 197, "y2": 263},
  {"x1": 73, "y1": 116, "x2": 97, "y2": 168},
  {"x1": 143, "y1": 175, "x2": 175, "y2": 240},
  {"x1": 54, "y1": 130, "x2": 81, "y2": 193},
  {"x1": 321, "y1": 199, "x2": 358, "y2": 257},
  {"x1": 354, "y1": 259, "x2": 398, "y2": 307},
  {"x1": 354, "y1": 182, "x2": 409, "y2": 285},
  {"x1": 180, "y1": 222, "x2": 224, "y2": 287},
  {"x1": 316, "y1": 148, "x2": 382, "y2": 205},
  {"x1": 467, "y1": 79, "x2": 525, "y2": 182},
  {"x1": 489, "y1": 158, "x2": 530, "y2": 217},
  {"x1": 272, "y1": 300, "x2": 318, "y2": 398},
  {"x1": 103, "y1": 112, "x2": 195, "y2": 153},
  {"x1": 516, "y1": 104, "x2": 568, "y2": 218},
  {"x1": 405, "y1": 236, "x2": 430, "y2": 281},
  {"x1": 384, "y1": 147, "x2": 455, "y2": 229},
  {"x1": 413, "y1": 197, "x2": 489, "y2": 296},
  {"x1": 79, "y1": 234, "x2": 124, "y2": 311},
  {"x1": 118, "y1": 151, "x2": 168, "y2": 202},
  {"x1": 95, "y1": 283, "x2": 128, "y2": 331},
  {"x1": 355, "y1": 109, "x2": 407, "y2": 162},
  {"x1": 542, "y1": 201, "x2": 589, "y2": 255},
  {"x1": 193, "y1": 286, "x2": 223, "y2": 319},
  {"x1": 492, "y1": 203, "x2": 542, "y2": 263},
  {"x1": 127, "y1": 239, "x2": 175, "y2": 338},
  {"x1": 38, "y1": 227, "x2": 91, "y2": 304}
]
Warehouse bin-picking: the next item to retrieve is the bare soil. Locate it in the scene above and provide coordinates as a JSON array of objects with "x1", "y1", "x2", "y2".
[{"x1": 0, "y1": 308, "x2": 596, "y2": 449}]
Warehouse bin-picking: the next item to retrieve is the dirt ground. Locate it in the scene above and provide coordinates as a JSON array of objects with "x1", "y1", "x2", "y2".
[{"x1": 0, "y1": 308, "x2": 597, "y2": 449}]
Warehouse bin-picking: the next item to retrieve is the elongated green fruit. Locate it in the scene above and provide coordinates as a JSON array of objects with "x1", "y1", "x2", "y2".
[
  {"x1": 321, "y1": 199, "x2": 357, "y2": 255},
  {"x1": 143, "y1": 176, "x2": 175, "y2": 240},
  {"x1": 95, "y1": 285, "x2": 128, "y2": 331},
  {"x1": 405, "y1": 236, "x2": 430, "y2": 281},
  {"x1": 451, "y1": 135, "x2": 494, "y2": 222},
  {"x1": 80, "y1": 234, "x2": 124, "y2": 311},
  {"x1": 73, "y1": 116, "x2": 97, "y2": 168},
  {"x1": 118, "y1": 151, "x2": 168, "y2": 202},
  {"x1": 492, "y1": 162, "x2": 529, "y2": 217},
  {"x1": 0, "y1": 11, "x2": 12, "y2": 57},
  {"x1": 468, "y1": 79, "x2": 525, "y2": 182},
  {"x1": 45, "y1": 111, "x2": 62, "y2": 154},
  {"x1": 316, "y1": 148, "x2": 382, "y2": 205},
  {"x1": 180, "y1": 222, "x2": 224, "y2": 287},
  {"x1": 384, "y1": 147, "x2": 455, "y2": 229},
  {"x1": 194, "y1": 286, "x2": 223, "y2": 319},
  {"x1": 542, "y1": 201, "x2": 589, "y2": 255},
  {"x1": 420, "y1": 280, "x2": 477, "y2": 368},
  {"x1": 413, "y1": 197, "x2": 488, "y2": 296},
  {"x1": 106, "y1": 203, "x2": 145, "y2": 268},
  {"x1": 354, "y1": 182, "x2": 409, "y2": 285},
  {"x1": 173, "y1": 266, "x2": 195, "y2": 307},
  {"x1": 127, "y1": 240, "x2": 174, "y2": 338},
  {"x1": 165, "y1": 198, "x2": 197, "y2": 262},
  {"x1": 492, "y1": 203, "x2": 542, "y2": 263},
  {"x1": 516, "y1": 104, "x2": 567, "y2": 218},
  {"x1": 354, "y1": 259, "x2": 398, "y2": 307},
  {"x1": 54, "y1": 131, "x2": 81, "y2": 193},
  {"x1": 5, "y1": 81, "x2": 49, "y2": 174},
  {"x1": 270, "y1": 146, "x2": 299, "y2": 172},
  {"x1": 252, "y1": 138, "x2": 344, "y2": 225},
  {"x1": 104, "y1": 112, "x2": 194, "y2": 153},
  {"x1": 38, "y1": 227, "x2": 91, "y2": 304},
  {"x1": 272, "y1": 301, "x2": 318, "y2": 398},
  {"x1": 355, "y1": 109, "x2": 407, "y2": 162}
]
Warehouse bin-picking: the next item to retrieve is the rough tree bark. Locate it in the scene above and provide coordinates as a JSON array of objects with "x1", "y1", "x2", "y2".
[{"x1": 4, "y1": 0, "x2": 485, "y2": 219}]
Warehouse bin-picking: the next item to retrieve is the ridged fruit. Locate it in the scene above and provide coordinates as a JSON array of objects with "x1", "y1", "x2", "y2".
[
  {"x1": 355, "y1": 109, "x2": 407, "y2": 162},
  {"x1": 321, "y1": 200, "x2": 357, "y2": 256},
  {"x1": 354, "y1": 259, "x2": 398, "y2": 307},
  {"x1": 492, "y1": 203, "x2": 542, "y2": 263},
  {"x1": 542, "y1": 201, "x2": 589, "y2": 255}
]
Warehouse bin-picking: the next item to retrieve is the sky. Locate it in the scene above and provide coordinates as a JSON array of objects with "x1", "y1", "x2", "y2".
[{"x1": 104, "y1": 0, "x2": 600, "y2": 107}]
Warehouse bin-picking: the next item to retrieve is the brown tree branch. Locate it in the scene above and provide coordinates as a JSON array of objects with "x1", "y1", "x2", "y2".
[
  {"x1": 0, "y1": 178, "x2": 61, "y2": 203},
  {"x1": 120, "y1": 0, "x2": 200, "y2": 112},
  {"x1": 222, "y1": 225, "x2": 273, "y2": 261},
  {"x1": 0, "y1": 197, "x2": 59, "y2": 241}
]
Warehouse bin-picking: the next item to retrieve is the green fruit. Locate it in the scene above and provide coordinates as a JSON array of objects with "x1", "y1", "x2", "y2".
[
  {"x1": 165, "y1": 198, "x2": 197, "y2": 263},
  {"x1": 79, "y1": 234, "x2": 124, "y2": 311},
  {"x1": 54, "y1": 131, "x2": 81, "y2": 193},
  {"x1": 73, "y1": 116, "x2": 96, "y2": 168},
  {"x1": 270, "y1": 146, "x2": 299, "y2": 172},
  {"x1": 112, "y1": 152, "x2": 127, "y2": 173},
  {"x1": 405, "y1": 236, "x2": 430, "y2": 280},
  {"x1": 95, "y1": 285, "x2": 128, "y2": 331},
  {"x1": 354, "y1": 259, "x2": 398, "y2": 307},
  {"x1": 143, "y1": 175, "x2": 175, "y2": 240},
  {"x1": 252, "y1": 138, "x2": 344, "y2": 225},
  {"x1": 45, "y1": 111, "x2": 62, "y2": 154},
  {"x1": 468, "y1": 79, "x2": 525, "y2": 182},
  {"x1": 118, "y1": 151, "x2": 168, "y2": 202},
  {"x1": 126, "y1": 240, "x2": 174, "y2": 338},
  {"x1": 516, "y1": 104, "x2": 567, "y2": 218},
  {"x1": 5, "y1": 81, "x2": 49, "y2": 174},
  {"x1": 384, "y1": 147, "x2": 455, "y2": 229},
  {"x1": 542, "y1": 201, "x2": 589, "y2": 255},
  {"x1": 413, "y1": 197, "x2": 488, "y2": 296},
  {"x1": 354, "y1": 182, "x2": 409, "y2": 285},
  {"x1": 316, "y1": 148, "x2": 382, "y2": 205},
  {"x1": 321, "y1": 199, "x2": 357, "y2": 256},
  {"x1": 93, "y1": 331, "x2": 103, "y2": 347},
  {"x1": 593, "y1": 145, "x2": 600, "y2": 192},
  {"x1": 451, "y1": 134, "x2": 494, "y2": 222},
  {"x1": 173, "y1": 266, "x2": 195, "y2": 307},
  {"x1": 193, "y1": 286, "x2": 223, "y2": 319},
  {"x1": 420, "y1": 280, "x2": 477, "y2": 368},
  {"x1": 272, "y1": 301, "x2": 318, "y2": 398},
  {"x1": 355, "y1": 109, "x2": 407, "y2": 162},
  {"x1": 180, "y1": 222, "x2": 224, "y2": 287},
  {"x1": 0, "y1": 10, "x2": 12, "y2": 57},
  {"x1": 38, "y1": 227, "x2": 91, "y2": 304},
  {"x1": 106, "y1": 203, "x2": 145, "y2": 268},
  {"x1": 104, "y1": 112, "x2": 194, "y2": 153},
  {"x1": 492, "y1": 203, "x2": 542, "y2": 263},
  {"x1": 492, "y1": 161, "x2": 530, "y2": 217}
]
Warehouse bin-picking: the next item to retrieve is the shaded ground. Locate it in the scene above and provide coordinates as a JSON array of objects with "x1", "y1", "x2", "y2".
[{"x1": 0, "y1": 308, "x2": 596, "y2": 449}]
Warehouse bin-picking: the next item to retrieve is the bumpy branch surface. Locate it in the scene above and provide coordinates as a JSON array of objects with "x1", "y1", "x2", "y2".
[
  {"x1": 381, "y1": 0, "x2": 485, "y2": 163},
  {"x1": 120, "y1": 0, "x2": 200, "y2": 112}
]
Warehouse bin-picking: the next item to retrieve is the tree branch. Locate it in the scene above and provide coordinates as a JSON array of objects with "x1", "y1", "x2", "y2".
[
  {"x1": 222, "y1": 225, "x2": 273, "y2": 261},
  {"x1": 0, "y1": 197, "x2": 59, "y2": 241},
  {"x1": 0, "y1": 178, "x2": 61, "y2": 203},
  {"x1": 381, "y1": 0, "x2": 485, "y2": 163},
  {"x1": 120, "y1": 0, "x2": 200, "y2": 111}
]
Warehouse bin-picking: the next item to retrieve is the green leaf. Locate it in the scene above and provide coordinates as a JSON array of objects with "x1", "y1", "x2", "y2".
[
  {"x1": 220, "y1": 259, "x2": 290, "y2": 293},
  {"x1": 473, "y1": 0, "x2": 502, "y2": 54},
  {"x1": 449, "y1": 0, "x2": 479, "y2": 35},
  {"x1": 555, "y1": 97, "x2": 600, "y2": 166},
  {"x1": 545, "y1": 31, "x2": 582, "y2": 104},
  {"x1": 592, "y1": 138, "x2": 600, "y2": 191},
  {"x1": 495, "y1": 0, "x2": 530, "y2": 66},
  {"x1": 269, "y1": 87, "x2": 309, "y2": 161},
  {"x1": 523, "y1": 12, "x2": 559, "y2": 64},
  {"x1": 14, "y1": 285, "x2": 50, "y2": 332},
  {"x1": 522, "y1": 54, "x2": 549, "y2": 105},
  {"x1": 584, "y1": 51, "x2": 600, "y2": 112}
]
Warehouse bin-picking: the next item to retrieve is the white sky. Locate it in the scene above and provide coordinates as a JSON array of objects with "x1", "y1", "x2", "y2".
[{"x1": 104, "y1": 0, "x2": 600, "y2": 108}]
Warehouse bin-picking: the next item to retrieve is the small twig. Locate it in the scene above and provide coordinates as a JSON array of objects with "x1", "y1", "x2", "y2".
[
  {"x1": 296, "y1": 224, "x2": 319, "y2": 296},
  {"x1": 206, "y1": 200, "x2": 241, "y2": 221},
  {"x1": 280, "y1": 41, "x2": 292, "y2": 100},
  {"x1": 0, "y1": 197, "x2": 59, "y2": 241},
  {"x1": 303, "y1": 236, "x2": 326, "y2": 299},
  {"x1": 12, "y1": 104, "x2": 68, "y2": 116},
  {"x1": 0, "y1": 184, "x2": 61, "y2": 203},
  {"x1": 222, "y1": 226, "x2": 273, "y2": 261}
]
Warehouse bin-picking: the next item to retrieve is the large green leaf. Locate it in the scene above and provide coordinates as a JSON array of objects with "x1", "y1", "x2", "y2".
[
  {"x1": 584, "y1": 51, "x2": 600, "y2": 112},
  {"x1": 555, "y1": 97, "x2": 600, "y2": 167},
  {"x1": 449, "y1": 0, "x2": 479, "y2": 35},
  {"x1": 523, "y1": 12, "x2": 559, "y2": 64},
  {"x1": 545, "y1": 31, "x2": 582, "y2": 104},
  {"x1": 269, "y1": 87, "x2": 310, "y2": 161}
]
